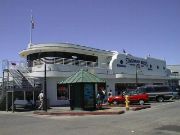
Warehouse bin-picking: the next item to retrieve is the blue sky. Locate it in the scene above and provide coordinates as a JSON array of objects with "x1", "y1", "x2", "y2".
[{"x1": 0, "y1": 0, "x2": 180, "y2": 71}]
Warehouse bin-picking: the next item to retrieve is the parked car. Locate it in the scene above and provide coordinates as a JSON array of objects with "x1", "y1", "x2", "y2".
[
  {"x1": 13, "y1": 99, "x2": 34, "y2": 110},
  {"x1": 171, "y1": 86, "x2": 180, "y2": 99},
  {"x1": 108, "y1": 89, "x2": 149, "y2": 105},
  {"x1": 138, "y1": 85, "x2": 174, "y2": 102}
]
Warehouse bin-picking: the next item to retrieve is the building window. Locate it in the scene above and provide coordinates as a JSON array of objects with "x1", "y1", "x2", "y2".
[
  {"x1": 57, "y1": 84, "x2": 69, "y2": 100},
  {"x1": 163, "y1": 67, "x2": 165, "y2": 70},
  {"x1": 157, "y1": 66, "x2": 159, "y2": 69},
  {"x1": 150, "y1": 64, "x2": 152, "y2": 69}
]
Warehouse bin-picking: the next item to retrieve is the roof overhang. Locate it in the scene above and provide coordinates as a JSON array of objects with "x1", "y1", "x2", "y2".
[{"x1": 19, "y1": 43, "x2": 115, "y2": 58}]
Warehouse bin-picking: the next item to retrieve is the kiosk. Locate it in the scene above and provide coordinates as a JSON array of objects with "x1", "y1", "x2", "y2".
[{"x1": 60, "y1": 69, "x2": 105, "y2": 110}]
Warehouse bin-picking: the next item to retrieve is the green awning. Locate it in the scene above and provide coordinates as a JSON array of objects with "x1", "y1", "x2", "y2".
[{"x1": 59, "y1": 69, "x2": 105, "y2": 84}]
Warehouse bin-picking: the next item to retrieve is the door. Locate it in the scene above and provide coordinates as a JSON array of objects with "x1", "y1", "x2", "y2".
[{"x1": 70, "y1": 84, "x2": 83, "y2": 109}]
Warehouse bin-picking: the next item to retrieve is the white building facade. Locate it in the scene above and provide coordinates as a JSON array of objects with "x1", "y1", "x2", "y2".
[
  {"x1": 167, "y1": 65, "x2": 180, "y2": 86},
  {"x1": 18, "y1": 43, "x2": 168, "y2": 106}
]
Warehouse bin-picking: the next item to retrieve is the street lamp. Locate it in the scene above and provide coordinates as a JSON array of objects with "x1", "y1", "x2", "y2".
[
  {"x1": 135, "y1": 64, "x2": 140, "y2": 87},
  {"x1": 43, "y1": 63, "x2": 47, "y2": 111}
]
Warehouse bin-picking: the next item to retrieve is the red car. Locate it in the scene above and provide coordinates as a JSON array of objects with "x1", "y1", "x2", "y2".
[{"x1": 108, "y1": 89, "x2": 149, "y2": 105}]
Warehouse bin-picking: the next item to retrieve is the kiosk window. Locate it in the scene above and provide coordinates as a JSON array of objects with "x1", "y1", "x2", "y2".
[{"x1": 57, "y1": 84, "x2": 69, "y2": 100}]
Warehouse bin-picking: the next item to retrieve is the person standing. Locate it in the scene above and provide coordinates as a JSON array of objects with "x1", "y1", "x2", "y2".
[
  {"x1": 100, "y1": 88, "x2": 106, "y2": 104},
  {"x1": 108, "y1": 90, "x2": 112, "y2": 97},
  {"x1": 38, "y1": 91, "x2": 44, "y2": 110},
  {"x1": 96, "y1": 92, "x2": 101, "y2": 107}
]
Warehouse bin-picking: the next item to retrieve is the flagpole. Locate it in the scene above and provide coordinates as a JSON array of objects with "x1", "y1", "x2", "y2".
[
  {"x1": 30, "y1": 14, "x2": 32, "y2": 44},
  {"x1": 29, "y1": 15, "x2": 32, "y2": 44},
  {"x1": 29, "y1": 10, "x2": 33, "y2": 48}
]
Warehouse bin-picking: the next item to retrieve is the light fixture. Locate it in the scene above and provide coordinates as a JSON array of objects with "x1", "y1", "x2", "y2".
[{"x1": 72, "y1": 56, "x2": 77, "y2": 59}]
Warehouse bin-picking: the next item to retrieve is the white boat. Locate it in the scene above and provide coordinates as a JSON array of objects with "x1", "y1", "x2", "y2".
[{"x1": 3, "y1": 42, "x2": 168, "y2": 106}]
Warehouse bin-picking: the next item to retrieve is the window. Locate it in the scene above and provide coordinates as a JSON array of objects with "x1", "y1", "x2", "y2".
[
  {"x1": 145, "y1": 87, "x2": 154, "y2": 93},
  {"x1": 136, "y1": 88, "x2": 144, "y2": 94},
  {"x1": 157, "y1": 66, "x2": 159, "y2": 69},
  {"x1": 154, "y1": 86, "x2": 170, "y2": 92},
  {"x1": 57, "y1": 84, "x2": 69, "y2": 100},
  {"x1": 28, "y1": 52, "x2": 98, "y2": 62}
]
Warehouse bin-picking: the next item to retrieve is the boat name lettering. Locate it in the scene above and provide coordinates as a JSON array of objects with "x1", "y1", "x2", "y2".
[{"x1": 126, "y1": 58, "x2": 147, "y2": 66}]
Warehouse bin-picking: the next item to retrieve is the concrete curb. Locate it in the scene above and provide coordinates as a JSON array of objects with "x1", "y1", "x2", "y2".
[
  {"x1": 104, "y1": 104, "x2": 150, "y2": 108},
  {"x1": 33, "y1": 110, "x2": 125, "y2": 116},
  {"x1": 131, "y1": 105, "x2": 151, "y2": 111}
]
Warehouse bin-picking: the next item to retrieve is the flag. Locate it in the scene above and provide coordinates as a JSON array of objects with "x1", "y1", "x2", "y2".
[{"x1": 31, "y1": 16, "x2": 35, "y2": 29}]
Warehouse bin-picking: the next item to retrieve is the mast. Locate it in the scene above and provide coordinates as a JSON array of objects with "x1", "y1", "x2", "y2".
[{"x1": 28, "y1": 10, "x2": 34, "y2": 48}]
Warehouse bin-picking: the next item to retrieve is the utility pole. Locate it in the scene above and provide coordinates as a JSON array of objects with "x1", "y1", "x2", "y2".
[
  {"x1": 43, "y1": 63, "x2": 47, "y2": 111},
  {"x1": 135, "y1": 64, "x2": 138, "y2": 87}
]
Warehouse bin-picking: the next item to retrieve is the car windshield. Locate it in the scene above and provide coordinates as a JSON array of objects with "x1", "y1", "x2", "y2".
[
  {"x1": 126, "y1": 90, "x2": 140, "y2": 95},
  {"x1": 137, "y1": 87, "x2": 145, "y2": 93}
]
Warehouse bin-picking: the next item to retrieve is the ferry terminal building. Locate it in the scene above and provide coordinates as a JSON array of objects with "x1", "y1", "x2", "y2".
[{"x1": 3, "y1": 43, "x2": 169, "y2": 106}]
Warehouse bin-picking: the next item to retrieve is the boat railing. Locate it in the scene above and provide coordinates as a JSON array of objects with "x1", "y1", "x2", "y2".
[
  {"x1": 2, "y1": 59, "x2": 113, "y2": 77},
  {"x1": 33, "y1": 57, "x2": 98, "y2": 68},
  {"x1": 2, "y1": 60, "x2": 42, "y2": 90}
]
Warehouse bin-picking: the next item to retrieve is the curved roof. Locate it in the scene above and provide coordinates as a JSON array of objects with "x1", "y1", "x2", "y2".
[
  {"x1": 59, "y1": 69, "x2": 105, "y2": 84},
  {"x1": 19, "y1": 43, "x2": 115, "y2": 58}
]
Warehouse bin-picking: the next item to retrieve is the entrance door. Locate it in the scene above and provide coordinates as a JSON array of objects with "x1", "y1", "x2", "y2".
[{"x1": 70, "y1": 84, "x2": 83, "y2": 109}]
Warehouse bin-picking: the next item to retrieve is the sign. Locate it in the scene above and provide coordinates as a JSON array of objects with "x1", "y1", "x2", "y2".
[
  {"x1": 116, "y1": 57, "x2": 148, "y2": 68},
  {"x1": 84, "y1": 84, "x2": 95, "y2": 109},
  {"x1": 126, "y1": 57, "x2": 148, "y2": 67}
]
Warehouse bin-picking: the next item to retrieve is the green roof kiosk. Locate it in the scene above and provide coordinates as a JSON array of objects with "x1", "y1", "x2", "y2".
[{"x1": 60, "y1": 69, "x2": 105, "y2": 110}]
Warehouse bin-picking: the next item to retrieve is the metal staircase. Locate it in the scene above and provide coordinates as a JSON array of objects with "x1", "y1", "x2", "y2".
[
  {"x1": 0, "y1": 76, "x2": 12, "y2": 110},
  {"x1": 0, "y1": 60, "x2": 42, "y2": 110}
]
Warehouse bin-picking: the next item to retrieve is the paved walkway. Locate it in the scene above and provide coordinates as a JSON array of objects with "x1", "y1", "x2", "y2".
[
  {"x1": 33, "y1": 105, "x2": 151, "y2": 116},
  {"x1": 0, "y1": 104, "x2": 151, "y2": 116}
]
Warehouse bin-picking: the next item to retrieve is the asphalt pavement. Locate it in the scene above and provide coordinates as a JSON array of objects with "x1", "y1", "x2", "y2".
[{"x1": 0, "y1": 100, "x2": 180, "y2": 135}]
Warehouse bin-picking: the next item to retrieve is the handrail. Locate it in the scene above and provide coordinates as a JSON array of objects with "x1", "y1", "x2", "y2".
[
  {"x1": 32, "y1": 57, "x2": 98, "y2": 68},
  {"x1": 8, "y1": 69, "x2": 23, "y2": 88},
  {"x1": 11, "y1": 62, "x2": 41, "y2": 88},
  {"x1": 3, "y1": 61, "x2": 42, "y2": 90}
]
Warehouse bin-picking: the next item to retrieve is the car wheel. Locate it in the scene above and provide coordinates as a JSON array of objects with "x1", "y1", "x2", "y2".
[
  {"x1": 139, "y1": 100, "x2": 145, "y2": 105},
  {"x1": 157, "y1": 96, "x2": 164, "y2": 102}
]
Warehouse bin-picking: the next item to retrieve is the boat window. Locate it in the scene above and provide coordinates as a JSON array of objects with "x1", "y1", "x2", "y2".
[{"x1": 27, "y1": 52, "x2": 98, "y2": 62}]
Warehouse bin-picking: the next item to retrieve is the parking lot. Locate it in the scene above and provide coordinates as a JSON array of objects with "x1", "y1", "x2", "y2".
[
  {"x1": 0, "y1": 100, "x2": 180, "y2": 135},
  {"x1": 1, "y1": 99, "x2": 179, "y2": 116}
]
